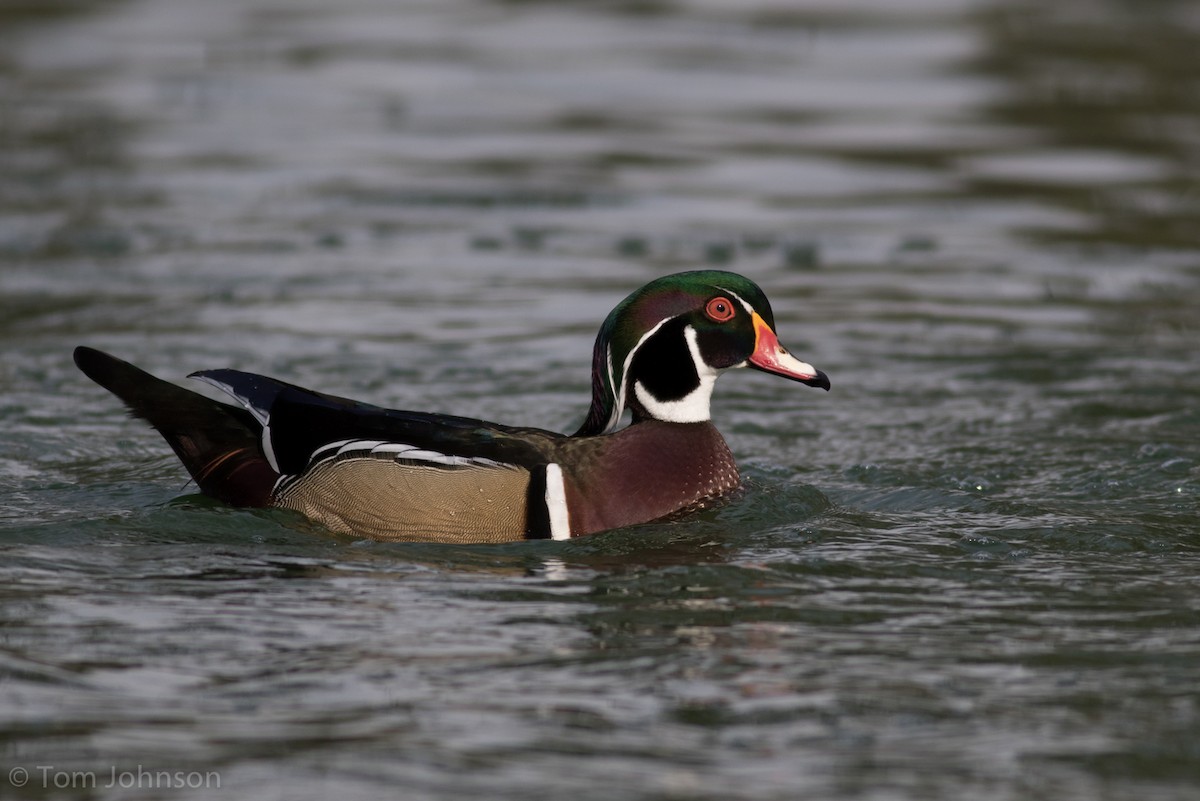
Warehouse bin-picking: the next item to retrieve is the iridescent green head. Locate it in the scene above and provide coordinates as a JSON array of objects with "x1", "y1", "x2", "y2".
[{"x1": 575, "y1": 270, "x2": 828, "y2": 436}]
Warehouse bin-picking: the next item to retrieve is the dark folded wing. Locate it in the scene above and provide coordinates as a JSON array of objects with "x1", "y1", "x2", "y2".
[{"x1": 189, "y1": 369, "x2": 561, "y2": 476}]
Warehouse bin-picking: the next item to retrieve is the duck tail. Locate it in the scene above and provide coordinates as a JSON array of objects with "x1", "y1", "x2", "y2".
[{"x1": 73, "y1": 346, "x2": 278, "y2": 507}]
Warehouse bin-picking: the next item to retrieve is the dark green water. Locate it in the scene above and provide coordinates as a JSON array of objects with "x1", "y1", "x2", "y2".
[{"x1": 2, "y1": 1, "x2": 1199, "y2": 799}]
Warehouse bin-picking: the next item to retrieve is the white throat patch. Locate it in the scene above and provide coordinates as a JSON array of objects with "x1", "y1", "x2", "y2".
[{"x1": 632, "y1": 325, "x2": 719, "y2": 424}]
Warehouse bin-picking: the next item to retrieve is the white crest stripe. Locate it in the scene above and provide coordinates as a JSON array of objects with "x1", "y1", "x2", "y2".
[{"x1": 715, "y1": 286, "x2": 756, "y2": 316}]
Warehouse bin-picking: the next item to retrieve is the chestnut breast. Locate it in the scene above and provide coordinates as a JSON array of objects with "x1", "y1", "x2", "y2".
[{"x1": 557, "y1": 421, "x2": 740, "y2": 536}]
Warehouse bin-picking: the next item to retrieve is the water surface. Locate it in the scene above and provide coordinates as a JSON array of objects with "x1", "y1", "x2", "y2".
[{"x1": 1, "y1": 1, "x2": 1199, "y2": 799}]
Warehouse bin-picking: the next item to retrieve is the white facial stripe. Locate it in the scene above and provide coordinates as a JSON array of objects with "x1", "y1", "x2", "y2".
[
  {"x1": 715, "y1": 286, "x2": 756, "y2": 316},
  {"x1": 604, "y1": 316, "x2": 672, "y2": 434},
  {"x1": 684, "y1": 324, "x2": 720, "y2": 378},
  {"x1": 603, "y1": 345, "x2": 616, "y2": 431},
  {"x1": 544, "y1": 463, "x2": 571, "y2": 540},
  {"x1": 602, "y1": 287, "x2": 762, "y2": 432},
  {"x1": 713, "y1": 287, "x2": 819, "y2": 378},
  {"x1": 632, "y1": 325, "x2": 718, "y2": 424}
]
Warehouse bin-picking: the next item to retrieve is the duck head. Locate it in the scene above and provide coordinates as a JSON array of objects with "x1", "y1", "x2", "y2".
[{"x1": 575, "y1": 270, "x2": 829, "y2": 436}]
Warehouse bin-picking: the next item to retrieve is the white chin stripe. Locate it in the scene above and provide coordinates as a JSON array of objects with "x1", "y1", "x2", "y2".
[
  {"x1": 634, "y1": 375, "x2": 715, "y2": 424},
  {"x1": 544, "y1": 463, "x2": 571, "y2": 541},
  {"x1": 632, "y1": 325, "x2": 718, "y2": 424}
]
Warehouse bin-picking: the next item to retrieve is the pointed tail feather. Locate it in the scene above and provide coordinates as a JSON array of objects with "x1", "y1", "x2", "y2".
[{"x1": 74, "y1": 347, "x2": 278, "y2": 507}]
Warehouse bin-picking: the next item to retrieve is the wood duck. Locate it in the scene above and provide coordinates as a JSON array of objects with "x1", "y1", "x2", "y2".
[{"x1": 75, "y1": 270, "x2": 829, "y2": 542}]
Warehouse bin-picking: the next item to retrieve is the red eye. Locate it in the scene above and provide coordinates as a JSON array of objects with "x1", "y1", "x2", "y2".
[{"x1": 705, "y1": 296, "x2": 735, "y2": 323}]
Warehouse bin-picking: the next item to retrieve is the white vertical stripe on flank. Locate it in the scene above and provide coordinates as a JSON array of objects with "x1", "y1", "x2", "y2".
[{"x1": 544, "y1": 463, "x2": 571, "y2": 541}]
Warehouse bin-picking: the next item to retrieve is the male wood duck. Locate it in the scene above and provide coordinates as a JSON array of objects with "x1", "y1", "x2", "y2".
[{"x1": 75, "y1": 270, "x2": 828, "y2": 542}]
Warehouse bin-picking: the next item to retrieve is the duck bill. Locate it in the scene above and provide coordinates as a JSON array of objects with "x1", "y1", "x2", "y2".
[{"x1": 748, "y1": 313, "x2": 830, "y2": 390}]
